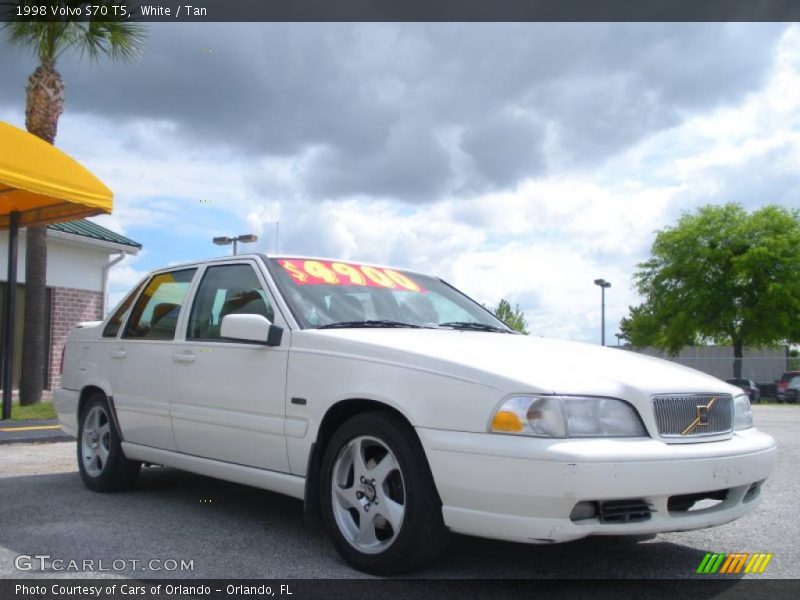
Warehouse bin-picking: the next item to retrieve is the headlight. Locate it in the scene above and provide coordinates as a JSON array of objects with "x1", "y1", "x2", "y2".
[
  {"x1": 733, "y1": 393, "x2": 754, "y2": 430},
  {"x1": 490, "y1": 395, "x2": 647, "y2": 438}
]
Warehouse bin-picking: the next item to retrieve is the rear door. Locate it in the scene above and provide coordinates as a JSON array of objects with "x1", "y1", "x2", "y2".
[
  {"x1": 109, "y1": 268, "x2": 197, "y2": 450},
  {"x1": 169, "y1": 261, "x2": 290, "y2": 472}
]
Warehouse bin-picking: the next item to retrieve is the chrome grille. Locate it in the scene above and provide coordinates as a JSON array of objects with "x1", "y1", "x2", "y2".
[{"x1": 651, "y1": 393, "x2": 733, "y2": 438}]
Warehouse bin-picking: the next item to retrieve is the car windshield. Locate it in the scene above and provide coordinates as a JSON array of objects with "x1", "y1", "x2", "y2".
[{"x1": 268, "y1": 257, "x2": 513, "y2": 332}]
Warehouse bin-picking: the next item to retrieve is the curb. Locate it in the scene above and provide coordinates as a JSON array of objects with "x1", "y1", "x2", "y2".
[
  {"x1": 0, "y1": 434, "x2": 74, "y2": 445},
  {"x1": 0, "y1": 419, "x2": 74, "y2": 445}
]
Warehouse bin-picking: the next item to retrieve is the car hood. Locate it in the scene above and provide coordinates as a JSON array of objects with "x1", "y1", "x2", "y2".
[{"x1": 300, "y1": 328, "x2": 737, "y2": 398}]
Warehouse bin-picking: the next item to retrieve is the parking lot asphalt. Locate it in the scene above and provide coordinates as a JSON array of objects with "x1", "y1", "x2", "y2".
[{"x1": 0, "y1": 405, "x2": 797, "y2": 580}]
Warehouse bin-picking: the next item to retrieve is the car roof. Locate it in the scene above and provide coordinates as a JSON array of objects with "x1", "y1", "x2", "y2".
[
  {"x1": 148, "y1": 253, "x2": 432, "y2": 279},
  {"x1": 264, "y1": 254, "x2": 429, "y2": 276}
]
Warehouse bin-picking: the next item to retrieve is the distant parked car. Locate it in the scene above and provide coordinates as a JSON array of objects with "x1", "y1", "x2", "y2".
[
  {"x1": 776, "y1": 371, "x2": 800, "y2": 402},
  {"x1": 726, "y1": 378, "x2": 761, "y2": 403},
  {"x1": 757, "y1": 382, "x2": 777, "y2": 401},
  {"x1": 782, "y1": 375, "x2": 800, "y2": 403}
]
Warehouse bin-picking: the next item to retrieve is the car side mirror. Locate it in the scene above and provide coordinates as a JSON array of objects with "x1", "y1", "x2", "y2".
[{"x1": 220, "y1": 314, "x2": 283, "y2": 347}]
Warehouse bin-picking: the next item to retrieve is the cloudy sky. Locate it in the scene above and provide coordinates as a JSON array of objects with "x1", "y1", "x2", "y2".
[{"x1": 2, "y1": 23, "x2": 799, "y2": 343}]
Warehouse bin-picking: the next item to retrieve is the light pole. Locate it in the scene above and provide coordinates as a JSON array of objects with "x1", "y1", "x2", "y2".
[
  {"x1": 593, "y1": 278, "x2": 611, "y2": 346},
  {"x1": 213, "y1": 234, "x2": 258, "y2": 256}
]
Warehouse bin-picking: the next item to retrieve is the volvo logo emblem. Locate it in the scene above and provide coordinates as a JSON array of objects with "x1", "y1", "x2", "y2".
[
  {"x1": 359, "y1": 482, "x2": 376, "y2": 503},
  {"x1": 682, "y1": 396, "x2": 717, "y2": 436}
]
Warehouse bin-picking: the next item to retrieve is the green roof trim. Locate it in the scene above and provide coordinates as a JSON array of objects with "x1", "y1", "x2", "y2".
[{"x1": 47, "y1": 219, "x2": 142, "y2": 249}]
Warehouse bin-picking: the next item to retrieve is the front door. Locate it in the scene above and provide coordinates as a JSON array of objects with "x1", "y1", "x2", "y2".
[{"x1": 169, "y1": 261, "x2": 290, "y2": 472}]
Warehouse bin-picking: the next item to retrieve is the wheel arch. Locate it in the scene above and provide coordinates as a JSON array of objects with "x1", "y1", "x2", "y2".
[
  {"x1": 78, "y1": 385, "x2": 107, "y2": 417},
  {"x1": 78, "y1": 385, "x2": 124, "y2": 442},
  {"x1": 303, "y1": 397, "x2": 431, "y2": 527}
]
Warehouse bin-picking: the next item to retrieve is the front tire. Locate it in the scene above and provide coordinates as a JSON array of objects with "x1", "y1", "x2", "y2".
[
  {"x1": 77, "y1": 394, "x2": 140, "y2": 492},
  {"x1": 320, "y1": 411, "x2": 450, "y2": 574}
]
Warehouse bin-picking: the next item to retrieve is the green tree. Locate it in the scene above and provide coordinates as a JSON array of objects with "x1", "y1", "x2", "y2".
[
  {"x1": 621, "y1": 203, "x2": 800, "y2": 378},
  {"x1": 493, "y1": 299, "x2": 529, "y2": 334},
  {"x1": 5, "y1": 2, "x2": 145, "y2": 404}
]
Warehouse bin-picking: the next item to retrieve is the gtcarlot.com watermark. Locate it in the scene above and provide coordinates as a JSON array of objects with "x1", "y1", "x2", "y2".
[{"x1": 15, "y1": 554, "x2": 195, "y2": 573}]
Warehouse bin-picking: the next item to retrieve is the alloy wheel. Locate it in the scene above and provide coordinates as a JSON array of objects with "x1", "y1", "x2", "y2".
[
  {"x1": 330, "y1": 435, "x2": 406, "y2": 555},
  {"x1": 80, "y1": 405, "x2": 111, "y2": 477}
]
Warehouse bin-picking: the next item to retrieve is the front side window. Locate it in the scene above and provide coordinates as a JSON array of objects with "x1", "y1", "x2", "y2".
[
  {"x1": 187, "y1": 264, "x2": 274, "y2": 341},
  {"x1": 103, "y1": 280, "x2": 146, "y2": 338},
  {"x1": 268, "y1": 258, "x2": 511, "y2": 332},
  {"x1": 123, "y1": 269, "x2": 197, "y2": 340}
]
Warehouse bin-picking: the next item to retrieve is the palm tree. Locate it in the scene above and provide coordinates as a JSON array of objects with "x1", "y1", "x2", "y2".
[{"x1": 5, "y1": 5, "x2": 145, "y2": 405}]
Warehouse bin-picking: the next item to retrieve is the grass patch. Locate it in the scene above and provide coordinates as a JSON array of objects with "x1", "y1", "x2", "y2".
[{"x1": 11, "y1": 401, "x2": 56, "y2": 422}]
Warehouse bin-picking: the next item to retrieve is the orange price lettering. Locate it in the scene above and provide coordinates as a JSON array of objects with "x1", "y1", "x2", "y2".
[
  {"x1": 281, "y1": 260, "x2": 309, "y2": 283},
  {"x1": 303, "y1": 260, "x2": 339, "y2": 284},
  {"x1": 361, "y1": 266, "x2": 396, "y2": 288},
  {"x1": 332, "y1": 262, "x2": 367, "y2": 285},
  {"x1": 279, "y1": 259, "x2": 425, "y2": 292},
  {"x1": 384, "y1": 269, "x2": 421, "y2": 292}
]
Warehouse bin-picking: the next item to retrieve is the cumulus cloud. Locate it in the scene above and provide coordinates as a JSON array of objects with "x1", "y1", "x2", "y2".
[
  {"x1": 2, "y1": 22, "x2": 797, "y2": 342},
  {"x1": 0, "y1": 22, "x2": 785, "y2": 203}
]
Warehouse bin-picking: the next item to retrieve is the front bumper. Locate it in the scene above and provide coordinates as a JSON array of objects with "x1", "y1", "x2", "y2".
[{"x1": 417, "y1": 427, "x2": 777, "y2": 544}]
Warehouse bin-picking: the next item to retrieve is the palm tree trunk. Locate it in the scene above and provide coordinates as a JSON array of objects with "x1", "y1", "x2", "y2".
[
  {"x1": 18, "y1": 227, "x2": 47, "y2": 405},
  {"x1": 18, "y1": 59, "x2": 63, "y2": 405}
]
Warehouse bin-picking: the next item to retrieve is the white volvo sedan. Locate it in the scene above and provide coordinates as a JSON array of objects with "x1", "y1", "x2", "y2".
[{"x1": 55, "y1": 254, "x2": 777, "y2": 573}]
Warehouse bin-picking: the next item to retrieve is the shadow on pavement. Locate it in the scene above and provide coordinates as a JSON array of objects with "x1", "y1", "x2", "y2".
[{"x1": 0, "y1": 465, "x2": 737, "y2": 580}]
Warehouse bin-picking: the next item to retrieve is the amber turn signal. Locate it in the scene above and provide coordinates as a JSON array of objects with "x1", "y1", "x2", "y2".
[{"x1": 490, "y1": 410, "x2": 524, "y2": 433}]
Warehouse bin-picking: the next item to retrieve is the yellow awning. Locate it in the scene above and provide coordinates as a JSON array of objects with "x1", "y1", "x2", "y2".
[{"x1": 0, "y1": 121, "x2": 113, "y2": 229}]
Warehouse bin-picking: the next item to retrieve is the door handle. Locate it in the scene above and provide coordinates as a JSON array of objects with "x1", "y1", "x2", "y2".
[
  {"x1": 173, "y1": 352, "x2": 196, "y2": 364},
  {"x1": 110, "y1": 350, "x2": 127, "y2": 359}
]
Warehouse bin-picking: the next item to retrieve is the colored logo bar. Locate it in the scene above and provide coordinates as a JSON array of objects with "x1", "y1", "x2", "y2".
[{"x1": 696, "y1": 552, "x2": 773, "y2": 574}]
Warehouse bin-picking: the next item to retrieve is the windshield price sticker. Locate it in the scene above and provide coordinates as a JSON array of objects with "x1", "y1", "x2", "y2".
[{"x1": 279, "y1": 259, "x2": 424, "y2": 292}]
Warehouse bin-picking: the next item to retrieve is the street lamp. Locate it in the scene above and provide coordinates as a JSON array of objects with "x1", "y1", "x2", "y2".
[
  {"x1": 593, "y1": 278, "x2": 611, "y2": 346},
  {"x1": 213, "y1": 233, "x2": 258, "y2": 255}
]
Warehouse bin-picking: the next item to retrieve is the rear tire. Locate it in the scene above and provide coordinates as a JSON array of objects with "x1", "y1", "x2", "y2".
[
  {"x1": 77, "y1": 393, "x2": 140, "y2": 492},
  {"x1": 320, "y1": 411, "x2": 450, "y2": 574}
]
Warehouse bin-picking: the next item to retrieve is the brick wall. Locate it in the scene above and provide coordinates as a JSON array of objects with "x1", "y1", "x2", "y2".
[{"x1": 49, "y1": 286, "x2": 103, "y2": 390}]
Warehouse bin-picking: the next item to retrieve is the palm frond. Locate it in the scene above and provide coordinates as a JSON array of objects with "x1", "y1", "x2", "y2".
[
  {"x1": 5, "y1": 20, "x2": 56, "y2": 61},
  {"x1": 78, "y1": 17, "x2": 146, "y2": 63},
  {"x1": 3, "y1": 1, "x2": 146, "y2": 63}
]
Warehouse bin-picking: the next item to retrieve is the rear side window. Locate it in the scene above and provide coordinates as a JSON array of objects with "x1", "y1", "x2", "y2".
[
  {"x1": 103, "y1": 281, "x2": 146, "y2": 338},
  {"x1": 187, "y1": 264, "x2": 274, "y2": 341},
  {"x1": 123, "y1": 269, "x2": 197, "y2": 340}
]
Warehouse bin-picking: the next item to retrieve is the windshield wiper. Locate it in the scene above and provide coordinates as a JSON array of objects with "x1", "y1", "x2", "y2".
[
  {"x1": 438, "y1": 321, "x2": 512, "y2": 333},
  {"x1": 317, "y1": 320, "x2": 423, "y2": 329}
]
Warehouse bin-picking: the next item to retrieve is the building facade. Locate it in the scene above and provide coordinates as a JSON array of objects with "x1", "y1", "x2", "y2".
[
  {"x1": 0, "y1": 220, "x2": 140, "y2": 392},
  {"x1": 631, "y1": 345, "x2": 789, "y2": 384}
]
